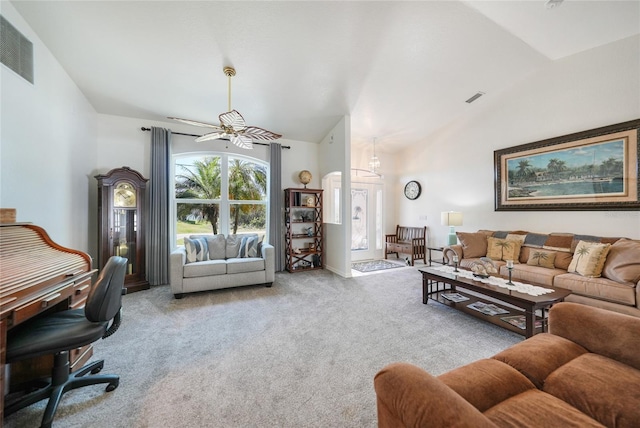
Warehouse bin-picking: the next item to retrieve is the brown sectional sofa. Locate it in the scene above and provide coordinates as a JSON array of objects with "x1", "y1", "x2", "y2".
[
  {"x1": 374, "y1": 302, "x2": 640, "y2": 427},
  {"x1": 443, "y1": 230, "x2": 640, "y2": 317}
]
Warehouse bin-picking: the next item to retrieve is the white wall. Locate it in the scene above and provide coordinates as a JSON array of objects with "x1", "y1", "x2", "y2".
[
  {"x1": 0, "y1": 2, "x2": 98, "y2": 253},
  {"x1": 397, "y1": 35, "x2": 640, "y2": 246},
  {"x1": 320, "y1": 116, "x2": 351, "y2": 277}
]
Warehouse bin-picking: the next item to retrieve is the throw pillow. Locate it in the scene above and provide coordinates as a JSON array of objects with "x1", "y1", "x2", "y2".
[
  {"x1": 568, "y1": 240, "x2": 612, "y2": 277},
  {"x1": 238, "y1": 235, "x2": 261, "y2": 258},
  {"x1": 601, "y1": 239, "x2": 640, "y2": 285},
  {"x1": 456, "y1": 232, "x2": 488, "y2": 258},
  {"x1": 184, "y1": 237, "x2": 208, "y2": 263},
  {"x1": 486, "y1": 237, "x2": 522, "y2": 263},
  {"x1": 526, "y1": 250, "x2": 557, "y2": 269}
]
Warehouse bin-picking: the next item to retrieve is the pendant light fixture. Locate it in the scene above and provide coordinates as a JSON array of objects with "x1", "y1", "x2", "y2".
[{"x1": 368, "y1": 137, "x2": 380, "y2": 173}]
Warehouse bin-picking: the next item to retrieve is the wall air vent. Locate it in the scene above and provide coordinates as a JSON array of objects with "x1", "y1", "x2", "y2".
[
  {"x1": 465, "y1": 92, "x2": 485, "y2": 104},
  {"x1": 1, "y1": 15, "x2": 34, "y2": 84}
]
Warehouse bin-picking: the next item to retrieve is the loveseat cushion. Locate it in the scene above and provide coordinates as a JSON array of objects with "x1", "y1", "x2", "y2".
[
  {"x1": 184, "y1": 236, "x2": 209, "y2": 263},
  {"x1": 543, "y1": 353, "x2": 640, "y2": 428},
  {"x1": 205, "y1": 234, "x2": 227, "y2": 260},
  {"x1": 183, "y1": 259, "x2": 227, "y2": 278},
  {"x1": 554, "y1": 273, "x2": 636, "y2": 306},
  {"x1": 226, "y1": 234, "x2": 259, "y2": 258},
  {"x1": 484, "y1": 389, "x2": 605, "y2": 428},
  {"x1": 226, "y1": 257, "x2": 265, "y2": 274},
  {"x1": 492, "y1": 333, "x2": 587, "y2": 389}
]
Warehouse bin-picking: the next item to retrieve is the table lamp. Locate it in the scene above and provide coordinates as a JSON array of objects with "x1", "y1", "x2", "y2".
[{"x1": 441, "y1": 211, "x2": 463, "y2": 245}]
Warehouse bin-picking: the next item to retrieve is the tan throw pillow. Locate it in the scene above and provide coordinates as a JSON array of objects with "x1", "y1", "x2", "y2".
[
  {"x1": 568, "y1": 241, "x2": 612, "y2": 277},
  {"x1": 602, "y1": 239, "x2": 640, "y2": 285},
  {"x1": 486, "y1": 237, "x2": 522, "y2": 263},
  {"x1": 526, "y1": 250, "x2": 557, "y2": 269},
  {"x1": 456, "y1": 232, "x2": 488, "y2": 258}
]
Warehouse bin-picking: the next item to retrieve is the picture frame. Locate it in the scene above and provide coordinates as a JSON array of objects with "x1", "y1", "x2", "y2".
[{"x1": 494, "y1": 119, "x2": 640, "y2": 211}]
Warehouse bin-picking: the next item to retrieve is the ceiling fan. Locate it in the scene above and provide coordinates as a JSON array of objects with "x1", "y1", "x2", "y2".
[{"x1": 168, "y1": 67, "x2": 282, "y2": 149}]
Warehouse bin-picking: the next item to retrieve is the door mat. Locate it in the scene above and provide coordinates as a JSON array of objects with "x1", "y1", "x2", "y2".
[{"x1": 352, "y1": 259, "x2": 406, "y2": 273}]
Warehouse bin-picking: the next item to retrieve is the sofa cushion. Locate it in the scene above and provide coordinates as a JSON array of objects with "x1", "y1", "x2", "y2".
[
  {"x1": 552, "y1": 251, "x2": 574, "y2": 271},
  {"x1": 226, "y1": 257, "x2": 265, "y2": 274},
  {"x1": 526, "y1": 249, "x2": 556, "y2": 269},
  {"x1": 553, "y1": 273, "x2": 635, "y2": 306},
  {"x1": 486, "y1": 237, "x2": 522, "y2": 263},
  {"x1": 183, "y1": 259, "x2": 227, "y2": 278},
  {"x1": 543, "y1": 233, "x2": 574, "y2": 252},
  {"x1": 438, "y1": 359, "x2": 535, "y2": 412},
  {"x1": 205, "y1": 234, "x2": 227, "y2": 260},
  {"x1": 522, "y1": 233, "x2": 549, "y2": 248},
  {"x1": 568, "y1": 241, "x2": 611, "y2": 277},
  {"x1": 456, "y1": 232, "x2": 488, "y2": 258},
  {"x1": 601, "y1": 238, "x2": 640, "y2": 285},
  {"x1": 484, "y1": 389, "x2": 606, "y2": 428},
  {"x1": 544, "y1": 353, "x2": 640, "y2": 428},
  {"x1": 184, "y1": 237, "x2": 208, "y2": 263},
  {"x1": 501, "y1": 264, "x2": 566, "y2": 287},
  {"x1": 492, "y1": 333, "x2": 588, "y2": 389}
]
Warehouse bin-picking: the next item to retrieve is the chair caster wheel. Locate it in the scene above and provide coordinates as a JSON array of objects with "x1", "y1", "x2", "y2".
[
  {"x1": 106, "y1": 381, "x2": 119, "y2": 392},
  {"x1": 91, "y1": 365, "x2": 103, "y2": 374}
]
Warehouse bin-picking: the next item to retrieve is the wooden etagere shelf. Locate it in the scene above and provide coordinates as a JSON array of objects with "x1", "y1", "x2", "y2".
[{"x1": 285, "y1": 188, "x2": 324, "y2": 273}]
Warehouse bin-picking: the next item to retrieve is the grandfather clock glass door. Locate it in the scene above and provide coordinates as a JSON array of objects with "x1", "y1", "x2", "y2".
[
  {"x1": 112, "y1": 208, "x2": 136, "y2": 275},
  {"x1": 96, "y1": 167, "x2": 149, "y2": 292}
]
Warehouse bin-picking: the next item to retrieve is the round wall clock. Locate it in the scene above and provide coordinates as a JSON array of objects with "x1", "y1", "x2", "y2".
[{"x1": 404, "y1": 180, "x2": 421, "y2": 200}]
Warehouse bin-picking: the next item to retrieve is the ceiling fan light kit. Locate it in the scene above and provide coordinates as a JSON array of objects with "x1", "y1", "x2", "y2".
[{"x1": 169, "y1": 67, "x2": 282, "y2": 149}]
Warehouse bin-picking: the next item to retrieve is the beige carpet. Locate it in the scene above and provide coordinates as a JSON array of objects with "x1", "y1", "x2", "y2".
[{"x1": 4, "y1": 267, "x2": 521, "y2": 428}]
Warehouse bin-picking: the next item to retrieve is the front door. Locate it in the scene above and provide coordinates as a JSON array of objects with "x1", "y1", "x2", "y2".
[{"x1": 351, "y1": 182, "x2": 383, "y2": 262}]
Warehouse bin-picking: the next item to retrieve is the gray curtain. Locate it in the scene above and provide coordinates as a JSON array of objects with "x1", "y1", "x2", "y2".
[
  {"x1": 147, "y1": 127, "x2": 172, "y2": 285},
  {"x1": 269, "y1": 142, "x2": 284, "y2": 271}
]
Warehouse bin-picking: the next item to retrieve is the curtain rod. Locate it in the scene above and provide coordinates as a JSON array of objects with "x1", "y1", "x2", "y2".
[{"x1": 140, "y1": 127, "x2": 291, "y2": 149}]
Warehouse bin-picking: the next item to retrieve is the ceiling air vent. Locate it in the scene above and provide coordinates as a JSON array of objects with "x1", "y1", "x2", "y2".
[
  {"x1": 465, "y1": 92, "x2": 485, "y2": 104},
  {"x1": 1, "y1": 15, "x2": 34, "y2": 84}
]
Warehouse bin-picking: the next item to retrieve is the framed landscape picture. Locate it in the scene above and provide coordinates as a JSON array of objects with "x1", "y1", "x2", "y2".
[{"x1": 494, "y1": 119, "x2": 640, "y2": 211}]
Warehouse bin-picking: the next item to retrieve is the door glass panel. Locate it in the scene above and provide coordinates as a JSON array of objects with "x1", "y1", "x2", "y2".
[{"x1": 351, "y1": 188, "x2": 368, "y2": 251}]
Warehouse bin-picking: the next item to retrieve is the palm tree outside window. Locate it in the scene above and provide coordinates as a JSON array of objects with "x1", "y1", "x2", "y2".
[{"x1": 174, "y1": 153, "x2": 268, "y2": 246}]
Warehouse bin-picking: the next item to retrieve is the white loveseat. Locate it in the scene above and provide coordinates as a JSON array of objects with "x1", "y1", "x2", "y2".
[{"x1": 170, "y1": 233, "x2": 275, "y2": 299}]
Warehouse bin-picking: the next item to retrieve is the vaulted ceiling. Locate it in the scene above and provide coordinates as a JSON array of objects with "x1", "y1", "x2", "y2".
[{"x1": 9, "y1": 0, "x2": 640, "y2": 152}]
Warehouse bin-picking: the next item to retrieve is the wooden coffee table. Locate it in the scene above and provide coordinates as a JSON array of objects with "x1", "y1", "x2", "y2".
[{"x1": 419, "y1": 267, "x2": 571, "y2": 338}]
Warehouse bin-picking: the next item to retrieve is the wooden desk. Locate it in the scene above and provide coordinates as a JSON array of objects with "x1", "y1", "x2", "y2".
[{"x1": 0, "y1": 223, "x2": 94, "y2": 425}]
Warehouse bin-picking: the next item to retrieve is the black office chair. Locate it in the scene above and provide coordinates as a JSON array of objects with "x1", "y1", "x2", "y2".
[{"x1": 5, "y1": 256, "x2": 127, "y2": 428}]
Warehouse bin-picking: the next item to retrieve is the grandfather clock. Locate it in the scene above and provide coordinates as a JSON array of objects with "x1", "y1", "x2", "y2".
[{"x1": 95, "y1": 167, "x2": 149, "y2": 292}]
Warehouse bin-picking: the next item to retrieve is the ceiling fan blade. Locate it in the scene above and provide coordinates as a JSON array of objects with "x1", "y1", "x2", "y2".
[
  {"x1": 219, "y1": 110, "x2": 247, "y2": 132},
  {"x1": 242, "y1": 126, "x2": 282, "y2": 141},
  {"x1": 168, "y1": 117, "x2": 222, "y2": 129},
  {"x1": 231, "y1": 134, "x2": 254, "y2": 150},
  {"x1": 195, "y1": 131, "x2": 226, "y2": 143}
]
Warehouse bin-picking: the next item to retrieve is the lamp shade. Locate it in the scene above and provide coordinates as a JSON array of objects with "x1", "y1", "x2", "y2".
[{"x1": 441, "y1": 211, "x2": 463, "y2": 227}]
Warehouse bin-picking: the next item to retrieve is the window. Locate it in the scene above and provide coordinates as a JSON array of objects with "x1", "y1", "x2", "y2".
[{"x1": 174, "y1": 153, "x2": 268, "y2": 246}]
